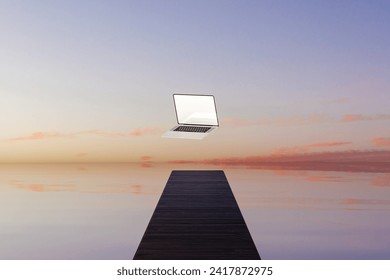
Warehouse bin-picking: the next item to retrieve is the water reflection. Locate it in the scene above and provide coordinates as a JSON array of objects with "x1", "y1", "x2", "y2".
[
  {"x1": 0, "y1": 163, "x2": 389, "y2": 259},
  {"x1": 0, "y1": 164, "x2": 166, "y2": 194},
  {"x1": 227, "y1": 168, "x2": 390, "y2": 259},
  {"x1": 371, "y1": 174, "x2": 390, "y2": 187}
]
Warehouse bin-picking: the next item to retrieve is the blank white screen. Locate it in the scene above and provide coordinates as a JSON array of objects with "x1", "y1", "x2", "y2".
[{"x1": 174, "y1": 94, "x2": 218, "y2": 126}]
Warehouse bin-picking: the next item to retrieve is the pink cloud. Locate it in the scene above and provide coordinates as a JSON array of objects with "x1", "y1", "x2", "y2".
[
  {"x1": 223, "y1": 113, "x2": 390, "y2": 128},
  {"x1": 8, "y1": 131, "x2": 72, "y2": 141},
  {"x1": 341, "y1": 114, "x2": 390, "y2": 123},
  {"x1": 305, "y1": 141, "x2": 352, "y2": 148},
  {"x1": 82, "y1": 127, "x2": 162, "y2": 137},
  {"x1": 5, "y1": 127, "x2": 162, "y2": 142},
  {"x1": 82, "y1": 130, "x2": 127, "y2": 137},
  {"x1": 304, "y1": 175, "x2": 344, "y2": 182},
  {"x1": 129, "y1": 127, "x2": 161, "y2": 136},
  {"x1": 371, "y1": 137, "x2": 390, "y2": 148},
  {"x1": 341, "y1": 114, "x2": 364, "y2": 122},
  {"x1": 342, "y1": 198, "x2": 361, "y2": 205},
  {"x1": 272, "y1": 141, "x2": 352, "y2": 155}
]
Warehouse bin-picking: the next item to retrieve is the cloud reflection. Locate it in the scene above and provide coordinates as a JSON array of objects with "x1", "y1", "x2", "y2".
[
  {"x1": 341, "y1": 198, "x2": 390, "y2": 211},
  {"x1": 6, "y1": 180, "x2": 74, "y2": 192},
  {"x1": 171, "y1": 150, "x2": 390, "y2": 173},
  {"x1": 371, "y1": 174, "x2": 390, "y2": 187},
  {"x1": 0, "y1": 164, "x2": 162, "y2": 195},
  {"x1": 139, "y1": 156, "x2": 154, "y2": 168}
]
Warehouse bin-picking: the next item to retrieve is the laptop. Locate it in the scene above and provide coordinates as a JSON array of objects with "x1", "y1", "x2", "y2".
[{"x1": 162, "y1": 94, "x2": 219, "y2": 140}]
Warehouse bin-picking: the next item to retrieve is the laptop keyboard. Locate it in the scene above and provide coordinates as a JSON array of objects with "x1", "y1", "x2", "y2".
[{"x1": 174, "y1": 126, "x2": 211, "y2": 133}]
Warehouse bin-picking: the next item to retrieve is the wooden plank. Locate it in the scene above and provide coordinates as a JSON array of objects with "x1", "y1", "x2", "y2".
[{"x1": 133, "y1": 170, "x2": 260, "y2": 260}]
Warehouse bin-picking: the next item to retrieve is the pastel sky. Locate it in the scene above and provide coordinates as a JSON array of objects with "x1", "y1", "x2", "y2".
[{"x1": 1, "y1": 0, "x2": 390, "y2": 163}]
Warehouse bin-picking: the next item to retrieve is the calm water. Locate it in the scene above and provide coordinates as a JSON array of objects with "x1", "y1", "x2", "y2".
[{"x1": 1, "y1": 163, "x2": 389, "y2": 259}]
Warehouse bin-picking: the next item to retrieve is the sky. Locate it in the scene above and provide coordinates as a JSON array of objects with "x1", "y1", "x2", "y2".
[{"x1": 1, "y1": 0, "x2": 390, "y2": 163}]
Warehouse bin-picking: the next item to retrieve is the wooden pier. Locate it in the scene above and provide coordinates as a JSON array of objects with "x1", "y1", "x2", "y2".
[{"x1": 134, "y1": 170, "x2": 260, "y2": 260}]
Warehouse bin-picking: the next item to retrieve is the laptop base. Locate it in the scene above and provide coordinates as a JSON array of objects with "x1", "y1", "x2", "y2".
[{"x1": 162, "y1": 126, "x2": 216, "y2": 140}]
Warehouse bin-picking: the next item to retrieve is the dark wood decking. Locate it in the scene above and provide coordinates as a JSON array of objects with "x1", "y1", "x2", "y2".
[{"x1": 133, "y1": 170, "x2": 260, "y2": 260}]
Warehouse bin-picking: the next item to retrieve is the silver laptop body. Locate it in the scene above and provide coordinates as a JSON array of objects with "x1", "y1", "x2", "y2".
[{"x1": 162, "y1": 94, "x2": 219, "y2": 140}]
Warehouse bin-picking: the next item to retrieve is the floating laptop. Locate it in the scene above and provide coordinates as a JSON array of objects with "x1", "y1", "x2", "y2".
[{"x1": 162, "y1": 94, "x2": 219, "y2": 140}]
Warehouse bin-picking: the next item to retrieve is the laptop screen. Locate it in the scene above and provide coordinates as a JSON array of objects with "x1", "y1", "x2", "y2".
[{"x1": 174, "y1": 94, "x2": 219, "y2": 126}]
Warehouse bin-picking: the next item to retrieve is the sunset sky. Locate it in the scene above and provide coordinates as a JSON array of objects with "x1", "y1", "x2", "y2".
[{"x1": 1, "y1": 0, "x2": 390, "y2": 163}]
